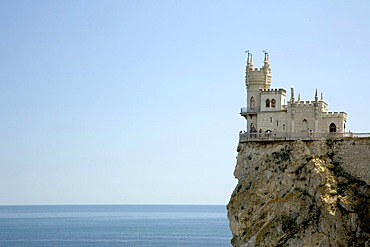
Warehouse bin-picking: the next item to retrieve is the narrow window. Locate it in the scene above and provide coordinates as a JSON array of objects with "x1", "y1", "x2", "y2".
[
  {"x1": 250, "y1": 97, "x2": 255, "y2": 109},
  {"x1": 276, "y1": 120, "x2": 279, "y2": 126},
  {"x1": 270, "y1": 117, "x2": 273, "y2": 123},
  {"x1": 283, "y1": 124, "x2": 286, "y2": 130},
  {"x1": 302, "y1": 119, "x2": 308, "y2": 131},
  {"x1": 266, "y1": 99, "x2": 270, "y2": 108},
  {"x1": 271, "y1": 99, "x2": 276, "y2": 107}
]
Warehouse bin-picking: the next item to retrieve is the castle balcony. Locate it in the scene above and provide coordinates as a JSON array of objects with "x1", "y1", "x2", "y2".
[
  {"x1": 240, "y1": 107, "x2": 257, "y2": 117},
  {"x1": 239, "y1": 131, "x2": 370, "y2": 142}
]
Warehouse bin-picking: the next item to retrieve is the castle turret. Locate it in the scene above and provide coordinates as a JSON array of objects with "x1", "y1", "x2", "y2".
[
  {"x1": 263, "y1": 50, "x2": 271, "y2": 83},
  {"x1": 245, "y1": 51, "x2": 272, "y2": 112},
  {"x1": 246, "y1": 51, "x2": 253, "y2": 70}
]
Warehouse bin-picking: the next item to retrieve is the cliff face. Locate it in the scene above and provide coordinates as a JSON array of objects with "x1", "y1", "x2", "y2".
[{"x1": 227, "y1": 139, "x2": 370, "y2": 247}]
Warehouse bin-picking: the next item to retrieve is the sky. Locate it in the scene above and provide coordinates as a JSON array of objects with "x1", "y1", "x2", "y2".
[{"x1": 1, "y1": 1, "x2": 370, "y2": 205}]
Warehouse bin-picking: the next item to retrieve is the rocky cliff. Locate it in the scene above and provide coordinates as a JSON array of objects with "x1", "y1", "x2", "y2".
[{"x1": 227, "y1": 139, "x2": 370, "y2": 247}]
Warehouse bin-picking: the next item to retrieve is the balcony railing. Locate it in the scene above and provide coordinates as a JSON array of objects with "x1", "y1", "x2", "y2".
[
  {"x1": 240, "y1": 107, "x2": 257, "y2": 115},
  {"x1": 239, "y1": 132, "x2": 370, "y2": 142}
]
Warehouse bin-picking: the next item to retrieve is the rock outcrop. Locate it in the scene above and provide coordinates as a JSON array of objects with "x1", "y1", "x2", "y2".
[{"x1": 227, "y1": 139, "x2": 370, "y2": 247}]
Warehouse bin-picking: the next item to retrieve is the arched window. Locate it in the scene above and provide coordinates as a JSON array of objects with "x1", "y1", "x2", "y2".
[
  {"x1": 302, "y1": 119, "x2": 308, "y2": 131},
  {"x1": 266, "y1": 99, "x2": 270, "y2": 108},
  {"x1": 250, "y1": 97, "x2": 255, "y2": 109},
  {"x1": 271, "y1": 99, "x2": 276, "y2": 107},
  {"x1": 329, "y1": 123, "x2": 337, "y2": 132}
]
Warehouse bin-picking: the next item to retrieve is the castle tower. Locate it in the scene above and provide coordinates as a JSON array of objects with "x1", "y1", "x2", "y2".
[
  {"x1": 245, "y1": 51, "x2": 272, "y2": 112},
  {"x1": 241, "y1": 51, "x2": 274, "y2": 132}
]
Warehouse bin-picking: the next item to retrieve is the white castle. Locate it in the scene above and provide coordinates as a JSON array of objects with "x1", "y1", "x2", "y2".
[{"x1": 240, "y1": 51, "x2": 347, "y2": 140}]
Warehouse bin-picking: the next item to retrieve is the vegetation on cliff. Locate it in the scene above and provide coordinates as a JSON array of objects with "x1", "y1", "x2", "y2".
[{"x1": 227, "y1": 139, "x2": 370, "y2": 247}]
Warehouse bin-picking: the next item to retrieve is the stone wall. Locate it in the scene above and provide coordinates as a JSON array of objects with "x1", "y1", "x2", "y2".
[{"x1": 333, "y1": 138, "x2": 370, "y2": 184}]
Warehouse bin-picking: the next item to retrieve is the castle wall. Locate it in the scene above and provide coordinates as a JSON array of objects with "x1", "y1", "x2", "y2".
[
  {"x1": 260, "y1": 89, "x2": 286, "y2": 112},
  {"x1": 257, "y1": 111, "x2": 289, "y2": 132},
  {"x1": 336, "y1": 138, "x2": 370, "y2": 184},
  {"x1": 293, "y1": 111, "x2": 316, "y2": 132},
  {"x1": 247, "y1": 91, "x2": 261, "y2": 111},
  {"x1": 284, "y1": 104, "x2": 347, "y2": 133},
  {"x1": 321, "y1": 113, "x2": 347, "y2": 132},
  {"x1": 246, "y1": 114, "x2": 258, "y2": 132}
]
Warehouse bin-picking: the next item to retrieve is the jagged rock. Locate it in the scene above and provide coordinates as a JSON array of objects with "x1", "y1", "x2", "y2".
[{"x1": 227, "y1": 139, "x2": 370, "y2": 247}]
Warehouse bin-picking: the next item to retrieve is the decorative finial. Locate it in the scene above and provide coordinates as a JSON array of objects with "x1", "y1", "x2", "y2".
[
  {"x1": 298, "y1": 93, "x2": 301, "y2": 101},
  {"x1": 315, "y1": 88, "x2": 318, "y2": 102},
  {"x1": 291, "y1": 87, "x2": 295, "y2": 101},
  {"x1": 245, "y1": 50, "x2": 253, "y2": 66},
  {"x1": 321, "y1": 92, "x2": 324, "y2": 101},
  {"x1": 263, "y1": 50, "x2": 269, "y2": 63}
]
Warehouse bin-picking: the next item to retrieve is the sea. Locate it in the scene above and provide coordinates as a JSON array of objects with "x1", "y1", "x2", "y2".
[{"x1": 0, "y1": 205, "x2": 231, "y2": 247}]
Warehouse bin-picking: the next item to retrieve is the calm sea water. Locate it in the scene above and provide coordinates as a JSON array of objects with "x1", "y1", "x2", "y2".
[{"x1": 0, "y1": 205, "x2": 231, "y2": 247}]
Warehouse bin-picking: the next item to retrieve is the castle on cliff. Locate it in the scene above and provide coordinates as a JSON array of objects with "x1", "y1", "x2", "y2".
[{"x1": 240, "y1": 51, "x2": 347, "y2": 140}]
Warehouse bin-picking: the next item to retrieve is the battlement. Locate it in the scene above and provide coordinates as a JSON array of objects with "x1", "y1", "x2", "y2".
[
  {"x1": 287, "y1": 100, "x2": 327, "y2": 107},
  {"x1": 324, "y1": 112, "x2": 347, "y2": 118},
  {"x1": 260, "y1": 88, "x2": 286, "y2": 94},
  {"x1": 245, "y1": 53, "x2": 271, "y2": 88},
  {"x1": 251, "y1": 68, "x2": 263, "y2": 72},
  {"x1": 248, "y1": 69, "x2": 267, "y2": 77},
  {"x1": 298, "y1": 100, "x2": 314, "y2": 105},
  {"x1": 288, "y1": 100, "x2": 314, "y2": 106}
]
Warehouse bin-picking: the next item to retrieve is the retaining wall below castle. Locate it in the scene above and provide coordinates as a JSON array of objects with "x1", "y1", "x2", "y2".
[{"x1": 334, "y1": 138, "x2": 370, "y2": 184}]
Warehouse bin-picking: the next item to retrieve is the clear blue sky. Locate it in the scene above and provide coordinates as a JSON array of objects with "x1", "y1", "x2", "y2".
[{"x1": 1, "y1": 1, "x2": 369, "y2": 205}]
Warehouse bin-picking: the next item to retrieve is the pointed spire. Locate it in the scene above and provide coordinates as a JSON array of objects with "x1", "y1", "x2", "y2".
[
  {"x1": 245, "y1": 50, "x2": 253, "y2": 69},
  {"x1": 320, "y1": 92, "x2": 324, "y2": 101},
  {"x1": 315, "y1": 88, "x2": 318, "y2": 102},
  {"x1": 298, "y1": 93, "x2": 301, "y2": 101},
  {"x1": 290, "y1": 87, "x2": 295, "y2": 102},
  {"x1": 263, "y1": 50, "x2": 269, "y2": 64}
]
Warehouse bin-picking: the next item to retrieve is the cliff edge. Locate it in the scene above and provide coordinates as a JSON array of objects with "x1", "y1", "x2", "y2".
[{"x1": 227, "y1": 138, "x2": 370, "y2": 246}]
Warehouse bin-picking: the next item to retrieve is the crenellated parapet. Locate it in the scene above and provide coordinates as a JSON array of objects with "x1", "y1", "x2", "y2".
[
  {"x1": 251, "y1": 68, "x2": 263, "y2": 72},
  {"x1": 287, "y1": 100, "x2": 329, "y2": 113},
  {"x1": 260, "y1": 88, "x2": 286, "y2": 94},
  {"x1": 324, "y1": 112, "x2": 348, "y2": 118},
  {"x1": 247, "y1": 68, "x2": 271, "y2": 88}
]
